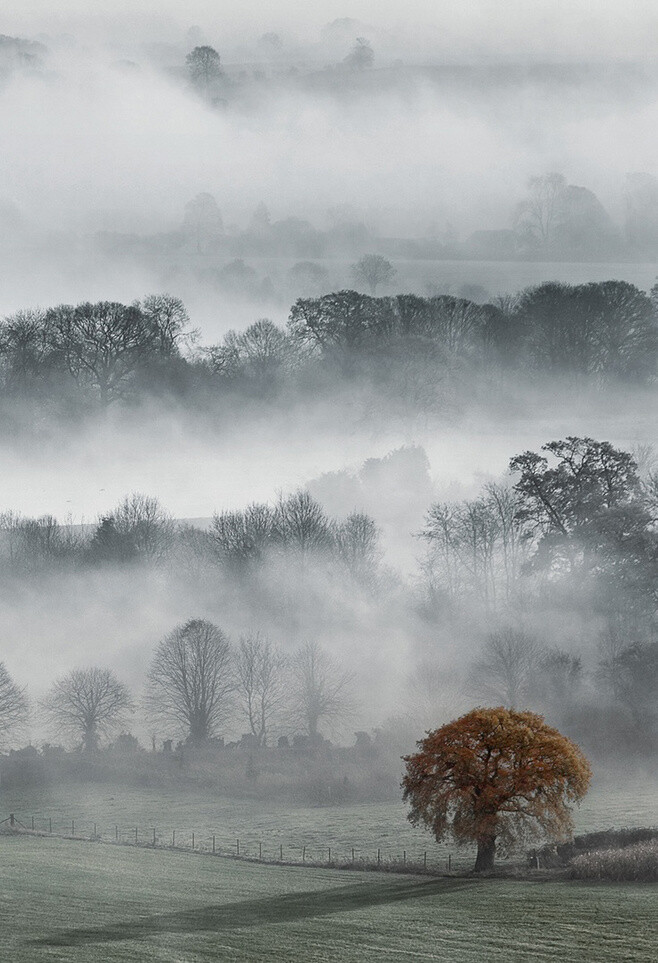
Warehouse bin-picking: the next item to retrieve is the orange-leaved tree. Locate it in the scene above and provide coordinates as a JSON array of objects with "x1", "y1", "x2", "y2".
[{"x1": 402, "y1": 707, "x2": 591, "y2": 872}]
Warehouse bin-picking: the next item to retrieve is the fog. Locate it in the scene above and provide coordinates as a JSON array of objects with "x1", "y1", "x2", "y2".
[{"x1": 1, "y1": 1, "x2": 658, "y2": 810}]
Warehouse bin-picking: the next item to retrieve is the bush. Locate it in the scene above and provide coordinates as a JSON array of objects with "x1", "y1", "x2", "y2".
[
  {"x1": 529, "y1": 827, "x2": 658, "y2": 869},
  {"x1": 571, "y1": 840, "x2": 658, "y2": 881}
]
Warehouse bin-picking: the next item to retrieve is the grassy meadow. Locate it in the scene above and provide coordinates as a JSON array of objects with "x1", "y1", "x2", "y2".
[
  {"x1": 1, "y1": 776, "x2": 656, "y2": 872},
  {"x1": 2, "y1": 834, "x2": 657, "y2": 963}
]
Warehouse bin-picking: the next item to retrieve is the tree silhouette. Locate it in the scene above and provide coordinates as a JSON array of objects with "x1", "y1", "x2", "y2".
[
  {"x1": 515, "y1": 172, "x2": 567, "y2": 251},
  {"x1": 402, "y1": 707, "x2": 591, "y2": 871},
  {"x1": 236, "y1": 632, "x2": 287, "y2": 747},
  {"x1": 290, "y1": 641, "x2": 351, "y2": 742},
  {"x1": 343, "y1": 37, "x2": 374, "y2": 70},
  {"x1": 44, "y1": 667, "x2": 133, "y2": 752},
  {"x1": 146, "y1": 619, "x2": 233, "y2": 744},
  {"x1": 351, "y1": 254, "x2": 396, "y2": 295},
  {"x1": 0, "y1": 662, "x2": 27, "y2": 747},
  {"x1": 186, "y1": 46, "x2": 222, "y2": 92}
]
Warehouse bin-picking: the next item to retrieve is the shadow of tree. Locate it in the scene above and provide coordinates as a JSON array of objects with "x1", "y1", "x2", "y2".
[{"x1": 31, "y1": 877, "x2": 474, "y2": 947}]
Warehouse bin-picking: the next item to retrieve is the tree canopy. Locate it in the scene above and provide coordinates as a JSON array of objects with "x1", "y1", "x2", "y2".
[
  {"x1": 402, "y1": 707, "x2": 591, "y2": 871},
  {"x1": 43, "y1": 667, "x2": 134, "y2": 752},
  {"x1": 146, "y1": 619, "x2": 233, "y2": 744},
  {"x1": 0, "y1": 661, "x2": 27, "y2": 747}
]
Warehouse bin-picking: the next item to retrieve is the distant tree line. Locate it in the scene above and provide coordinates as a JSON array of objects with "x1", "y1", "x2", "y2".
[
  {"x1": 420, "y1": 437, "x2": 658, "y2": 752},
  {"x1": 1, "y1": 280, "x2": 657, "y2": 418},
  {"x1": 0, "y1": 489, "x2": 383, "y2": 596},
  {"x1": 2, "y1": 437, "x2": 658, "y2": 763},
  {"x1": 96, "y1": 168, "x2": 658, "y2": 265},
  {"x1": 0, "y1": 632, "x2": 350, "y2": 755}
]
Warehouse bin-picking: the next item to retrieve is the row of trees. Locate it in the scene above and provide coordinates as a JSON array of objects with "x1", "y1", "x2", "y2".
[
  {"x1": 1, "y1": 280, "x2": 657, "y2": 413},
  {"x1": 287, "y1": 282, "x2": 658, "y2": 380},
  {"x1": 418, "y1": 437, "x2": 658, "y2": 744},
  {"x1": 0, "y1": 491, "x2": 383, "y2": 592},
  {"x1": 421, "y1": 437, "x2": 658, "y2": 630},
  {"x1": 0, "y1": 629, "x2": 351, "y2": 752},
  {"x1": 3, "y1": 437, "x2": 658, "y2": 755},
  {"x1": 468, "y1": 627, "x2": 658, "y2": 736},
  {"x1": 0, "y1": 294, "x2": 191, "y2": 406}
]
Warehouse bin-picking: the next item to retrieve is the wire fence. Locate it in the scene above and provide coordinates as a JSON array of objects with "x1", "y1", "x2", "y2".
[{"x1": 0, "y1": 812, "x2": 471, "y2": 874}]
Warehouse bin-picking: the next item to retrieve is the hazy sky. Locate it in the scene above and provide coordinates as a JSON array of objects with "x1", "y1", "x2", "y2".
[{"x1": 7, "y1": 1, "x2": 658, "y2": 60}]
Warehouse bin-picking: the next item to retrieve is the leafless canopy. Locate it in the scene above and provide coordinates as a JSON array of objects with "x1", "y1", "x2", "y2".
[
  {"x1": 290, "y1": 641, "x2": 352, "y2": 741},
  {"x1": 236, "y1": 632, "x2": 287, "y2": 746},
  {"x1": 0, "y1": 661, "x2": 28, "y2": 747},
  {"x1": 43, "y1": 666, "x2": 133, "y2": 752},
  {"x1": 112, "y1": 492, "x2": 175, "y2": 562},
  {"x1": 469, "y1": 627, "x2": 543, "y2": 709},
  {"x1": 146, "y1": 619, "x2": 233, "y2": 744}
]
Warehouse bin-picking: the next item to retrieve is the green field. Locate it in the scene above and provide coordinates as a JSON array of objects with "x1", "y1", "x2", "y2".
[
  {"x1": 2, "y1": 777, "x2": 656, "y2": 873},
  {"x1": 1, "y1": 834, "x2": 656, "y2": 962}
]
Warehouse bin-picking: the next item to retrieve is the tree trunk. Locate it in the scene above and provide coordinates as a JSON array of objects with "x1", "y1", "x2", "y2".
[{"x1": 474, "y1": 837, "x2": 496, "y2": 872}]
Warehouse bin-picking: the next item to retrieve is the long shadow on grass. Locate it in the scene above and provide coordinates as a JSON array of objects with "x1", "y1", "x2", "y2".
[{"x1": 31, "y1": 878, "x2": 475, "y2": 947}]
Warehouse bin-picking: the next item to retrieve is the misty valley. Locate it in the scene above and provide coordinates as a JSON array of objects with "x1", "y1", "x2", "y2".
[{"x1": 2, "y1": 4, "x2": 658, "y2": 961}]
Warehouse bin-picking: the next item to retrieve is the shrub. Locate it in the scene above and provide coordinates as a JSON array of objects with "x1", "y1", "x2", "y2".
[
  {"x1": 529, "y1": 827, "x2": 658, "y2": 868},
  {"x1": 571, "y1": 840, "x2": 658, "y2": 881}
]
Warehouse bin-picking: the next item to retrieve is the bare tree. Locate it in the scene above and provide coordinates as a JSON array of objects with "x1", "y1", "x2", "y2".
[
  {"x1": 515, "y1": 172, "x2": 567, "y2": 251},
  {"x1": 46, "y1": 301, "x2": 161, "y2": 405},
  {"x1": 146, "y1": 619, "x2": 233, "y2": 744},
  {"x1": 140, "y1": 294, "x2": 196, "y2": 357},
  {"x1": 537, "y1": 648, "x2": 583, "y2": 713},
  {"x1": 236, "y1": 633, "x2": 287, "y2": 746},
  {"x1": 290, "y1": 641, "x2": 351, "y2": 742},
  {"x1": 210, "y1": 502, "x2": 274, "y2": 574},
  {"x1": 351, "y1": 254, "x2": 396, "y2": 295},
  {"x1": 272, "y1": 490, "x2": 333, "y2": 561},
  {"x1": 0, "y1": 308, "x2": 57, "y2": 396},
  {"x1": 333, "y1": 511, "x2": 382, "y2": 587},
  {"x1": 43, "y1": 667, "x2": 133, "y2": 752},
  {"x1": 0, "y1": 662, "x2": 28, "y2": 747},
  {"x1": 0, "y1": 512, "x2": 72, "y2": 575},
  {"x1": 469, "y1": 628, "x2": 543, "y2": 708},
  {"x1": 420, "y1": 485, "x2": 526, "y2": 609},
  {"x1": 210, "y1": 320, "x2": 290, "y2": 392},
  {"x1": 112, "y1": 493, "x2": 175, "y2": 562}
]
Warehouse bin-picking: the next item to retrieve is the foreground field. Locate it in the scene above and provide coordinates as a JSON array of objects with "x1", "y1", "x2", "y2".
[{"x1": 2, "y1": 835, "x2": 657, "y2": 963}]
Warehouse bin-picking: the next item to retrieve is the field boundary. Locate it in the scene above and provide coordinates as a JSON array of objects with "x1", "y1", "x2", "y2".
[{"x1": 1, "y1": 811, "x2": 470, "y2": 877}]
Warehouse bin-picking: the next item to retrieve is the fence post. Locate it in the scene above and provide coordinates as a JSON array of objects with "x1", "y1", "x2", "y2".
[
  {"x1": 135, "y1": 827, "x2": 138, "y2": 844},
  {"x1": 213, "y1": 835, "x2": 216, "y2": 854},
  {"x1": 93, "y1": 823, "x2": 97, "y2": 838},
  {"x1": 280, "y1": 844, "x2": 283, "y2": 861},
  {"x1": 237, "y1": 839, "x2": 240, "y2": 856},
  {"x1": 448, "y1": 854, "x2": 452, "y2": 872},
  {"x1": 328, "y1": 847, "x2": 331, "y2": 864},
  {"x1": 352, "y1": 847, "x2": 355, "y2": 864},
  {"x1": 424, "y1": 852, "x2": 427, "y2": 869},
  {"x1": 31, "y1": 816, "x2": 34, "y2": 831},
  {"x1": 192, "y1": 832, "x2": 195, "y2": 850},
  {"x1": 153, "y1": 828, "x2": 156, "y2": 847},
  {"x1": 49, "y1": 818, "x2": 52, "y2": 834},
  {"x1": 172, "y1": 830, "x2": 176, "y2": 847},
  {"x1": 71, "y1": 820, "x2": 75, "y2": 836},
  {"x1": 259, "y1": 842, "x2": 262, "y2": 860},
  {"x1": 302, "y1": 846, "x2": 306, "y2": 862},
  {"x1": 9, "y1": 814, "x2": 14, "y2": 827},
  {"x1": 377, "y1": 848, "x2": 381, "y2": 867},
  {"x1": 115, "y1": 825, "x2": 118, "y2": 841},
  {"x1": 403, "y1": 850, "x2": 406, "y2": 866}
]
